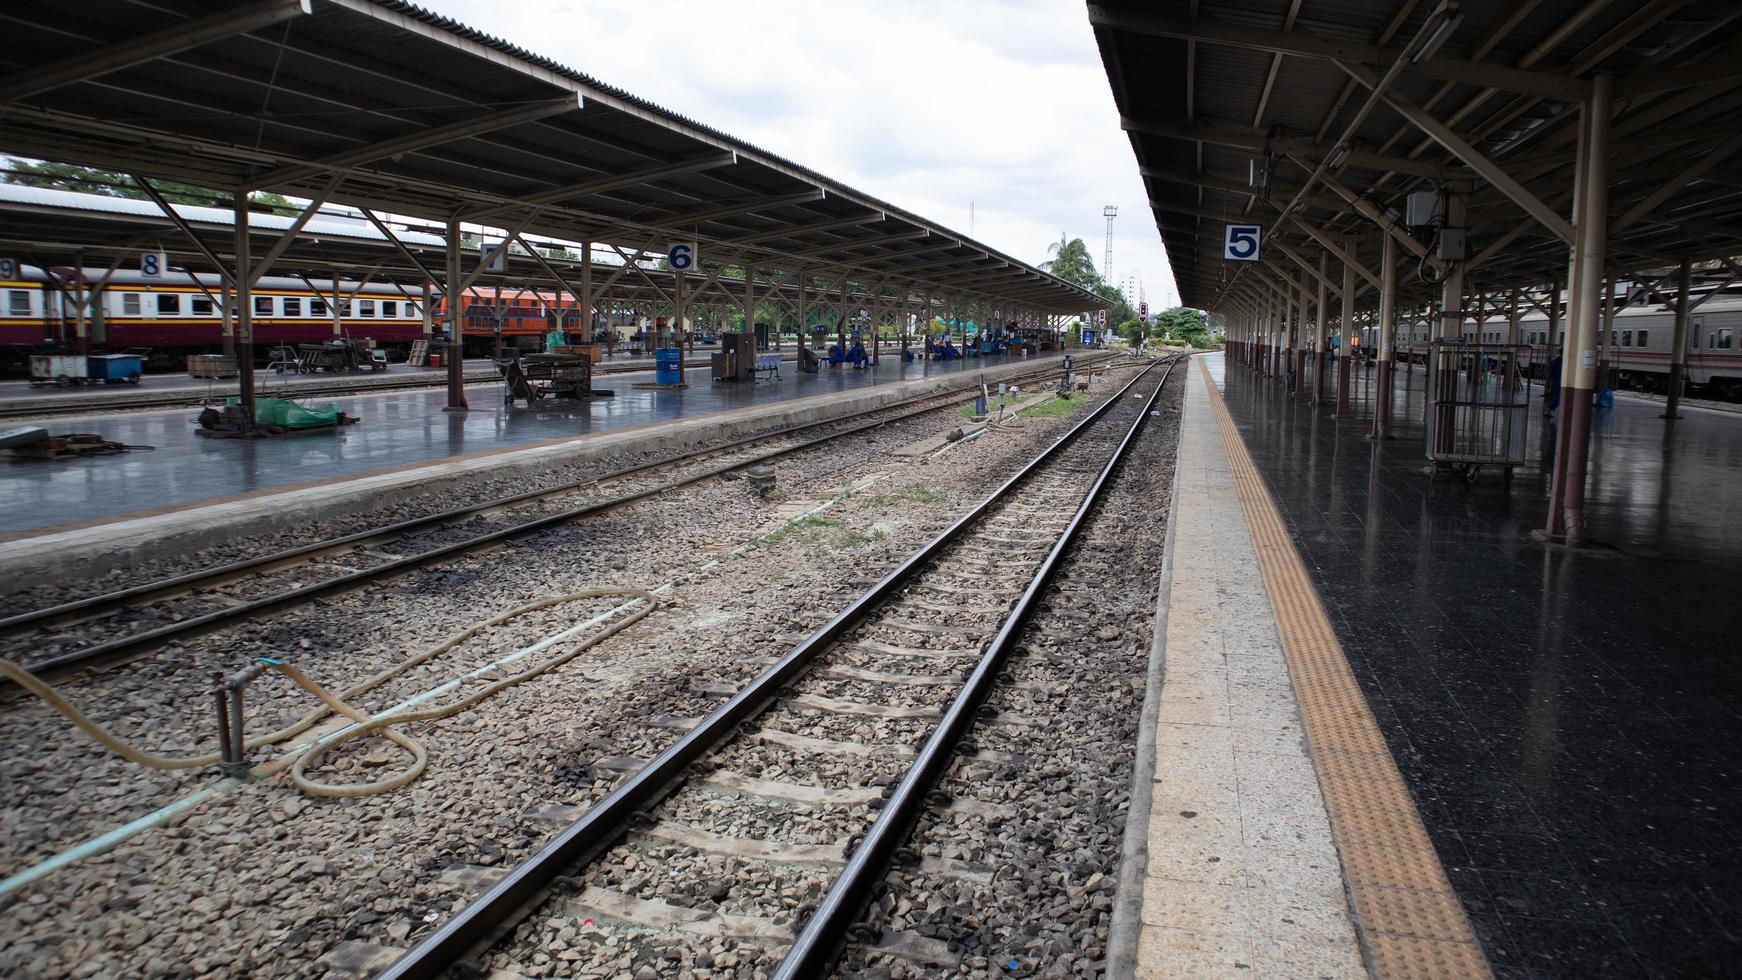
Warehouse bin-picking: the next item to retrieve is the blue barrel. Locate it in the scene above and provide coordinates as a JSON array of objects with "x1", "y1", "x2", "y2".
[{"x1": 654, "y1": 348, "x2": 684, "y2": 385}]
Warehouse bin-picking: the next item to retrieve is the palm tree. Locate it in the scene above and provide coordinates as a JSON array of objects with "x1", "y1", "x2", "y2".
[{"x1": 1040, "y1": 233, "x2": 1102, "y2": 290}]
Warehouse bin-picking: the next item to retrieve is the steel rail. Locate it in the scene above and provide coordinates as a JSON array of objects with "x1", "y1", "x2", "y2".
[
  {"x1": 3, "y1": 356, "x2": 1108, "y2": 681},
  {"x1": 776, "y1": 352, "x2": 1186, "y2": 977},
  {"x1": 376, "y1": 357, "x2": 1167, "y2": 980}
]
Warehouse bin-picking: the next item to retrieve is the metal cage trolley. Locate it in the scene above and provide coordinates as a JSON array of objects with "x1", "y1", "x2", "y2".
[{"x1": 1425, "y1": 341, "x2": 1530, "y2": 486}]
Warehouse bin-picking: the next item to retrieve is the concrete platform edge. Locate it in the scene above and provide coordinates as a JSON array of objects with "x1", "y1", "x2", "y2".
[
  {"x1": 1104, "y1": 381, "x2": 1189, "y2": 978},
  {"x1": 0, "y1": 356, "x2": 1083, "y2": 592}
]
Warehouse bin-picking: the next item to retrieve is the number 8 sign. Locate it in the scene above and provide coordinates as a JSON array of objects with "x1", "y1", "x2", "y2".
[
  {"x1": 141, "y1": 251, "x2": 166, "y2": 278},
  {"x1": 1224, "y1": 224, "x2": 1261, "y2": 261}
]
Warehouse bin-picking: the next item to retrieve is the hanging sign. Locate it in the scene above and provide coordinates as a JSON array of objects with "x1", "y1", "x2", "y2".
[
  {"x1": 140, "y1": 251, "x2": 167, "y2": 279},
  {"x1": 667, "y1": 242, "x2": 696, "y2": 272},
  {"x1": 1224, "y1": 224, "x2": 1261, "y2": 261},
  {"x1": 0, "y1": 258, "x2": 16, "y2": 280},
  {"x1": 481, "y1": 241, "x2": 508, "y2": 273}
]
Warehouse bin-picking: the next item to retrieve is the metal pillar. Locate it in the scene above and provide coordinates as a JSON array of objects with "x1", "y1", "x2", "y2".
[
  {"x1": 1313, "y1": 251, "x2": 1329, "y2": 403},
  {"x1": 1599, "y1": 272, "x2": 1617, "y2": 388},
  {"x1": 443, "y1": 217, "x2": 467, "y2": 412},
  {"x1": 1337, "y1": 236, "x2": 1355, "y2": 416},
  {"x1": 580, "y1": 241, "x2": 593, "y2": 343},
  {"x1": 1552, "y1": 73, "x2": 1612, "y2": 548},
  {"x1": 233, "y1": 193, "x2": 256, "y2": 427},
  {"x1": 1372, "y1": 234, "x2": 1396, "y2": 440},
  {"x1": 1665, "y1": 257, "x2": 1691, "y2": 420},
  {"x1": 1507, "y1": 288, "x2": 1521, "y2": 346}
]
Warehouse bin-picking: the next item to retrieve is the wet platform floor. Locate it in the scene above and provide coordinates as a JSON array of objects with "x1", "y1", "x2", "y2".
[
  {"x1": 0, "y1": 352, "x2": 1030, "y2": 536},
  {"x1": 1212, "y1": 353, "x2": 1741, "y2": 976}
]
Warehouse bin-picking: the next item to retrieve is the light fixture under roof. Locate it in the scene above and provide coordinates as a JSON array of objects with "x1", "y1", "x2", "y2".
[{"x1": 1409, "y1": 1, "x2": 1464, "y2": 65}]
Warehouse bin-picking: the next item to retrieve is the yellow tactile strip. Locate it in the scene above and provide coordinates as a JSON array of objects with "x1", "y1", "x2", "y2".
[{"x1": 1198, "y1": 361, "x2": 1492, "y2": 980}]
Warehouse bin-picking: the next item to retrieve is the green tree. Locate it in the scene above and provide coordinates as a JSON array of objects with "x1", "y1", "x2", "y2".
[
  {"x1": 1153, "y1": 306, "x2": 1211, "y2": 346},
  {"x1": 5, "y1": 158, "x2": 298, "y2": 215},
  {"x1": 1040, "y1": 232, "x2": 1101, "y2": 289}
]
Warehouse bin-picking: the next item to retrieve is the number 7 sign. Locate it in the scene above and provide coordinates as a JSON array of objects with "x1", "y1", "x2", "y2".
[{"x1": 1224, "y1": 224, "x2": 1261, "y2": 261}]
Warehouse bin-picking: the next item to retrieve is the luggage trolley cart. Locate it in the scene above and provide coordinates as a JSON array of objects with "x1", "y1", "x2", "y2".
[{"x1": 1425, "y1": 341, "x2": 1530, "y2": 487}]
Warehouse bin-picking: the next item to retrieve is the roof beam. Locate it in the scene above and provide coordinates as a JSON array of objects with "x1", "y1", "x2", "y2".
[
  {"x1": 1286, "y1": 215, "x2": 1382, "y2": 289},
  {"x1": 1088, "y1": 6, "x2": 1588, "y2": 102},
  {"x1": 734, "y1": 214, "x2": 885, "y2": 246},
  {"x1": 252, "y1": 95, "x2": 582, "y2": 189},
  {"x1": 0, "y1": 0, "x2": 312, "y2": 105},
  {"x1": 1336, "y1": 61, "x2": 1575, "y2": 244},
  {"x1": 652, "y1": 190, "x2": 825, "y2": 229},
  {"x1": 460, "y1": 152, "x2": 737, "y2": 222},
  {"x1": 1122, "y1": 116, "x2": 1453, "y2": 180},
  {"x1": 791, "y1": 228, "x2": 930, "y2": 258}
]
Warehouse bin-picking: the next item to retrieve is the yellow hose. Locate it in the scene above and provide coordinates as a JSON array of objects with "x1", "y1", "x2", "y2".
[{"x1": 0, "y1": 588, "x2": 655, "y2": 798}]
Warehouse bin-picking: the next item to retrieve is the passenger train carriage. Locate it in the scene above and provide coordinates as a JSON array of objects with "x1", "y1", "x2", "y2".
[
  {"x1": 1, "y1": 265, "x2": 597, "y2": 371},
  {"x1": 1371, "y1": 296, "x2": 1742, "y2": 397}
]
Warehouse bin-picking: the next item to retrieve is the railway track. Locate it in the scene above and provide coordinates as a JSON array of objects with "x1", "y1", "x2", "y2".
[
  {"x1": 374, "y1": 353, "x2": 1184, "y2": 979},
  {"x1": 0, "y1": 355, "x2": 1111, "y2": 684}
]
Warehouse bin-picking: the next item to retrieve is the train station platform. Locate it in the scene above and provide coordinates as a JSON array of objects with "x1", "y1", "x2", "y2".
[
  {"x1": 1129, "y1": 352, "x2": 1739, "y2": 977},
  {"x1": 0, "y1": 351, "x2": 1077, "y2": 586}
]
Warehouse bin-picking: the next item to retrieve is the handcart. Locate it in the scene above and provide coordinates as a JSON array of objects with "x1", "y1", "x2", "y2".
[{"x1": 1425, "y1": 341, "x2": 1529, "y2": 487}]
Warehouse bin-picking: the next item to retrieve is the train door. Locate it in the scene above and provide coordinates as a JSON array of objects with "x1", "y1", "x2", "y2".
[{"x1": 1689, "y1": 316, "x2": 1705, "y2": 385}]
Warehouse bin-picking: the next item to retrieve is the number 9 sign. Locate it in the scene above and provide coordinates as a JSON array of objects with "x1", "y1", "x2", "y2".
[
  {"x1": 667, "y1": 242, "x2": 696, "y2": 272},
  {"x1": 1224, "y1": 224, "x2": 1261, "y2": 262}
]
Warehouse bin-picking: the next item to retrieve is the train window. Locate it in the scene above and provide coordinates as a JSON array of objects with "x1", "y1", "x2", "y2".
[
  {"x1": 407, "y1": 302, "x2": 420, "y2": 318},
  {"x1": 381, "y1": 300, "x2": 397, "y2": 318},
  {"x1": 311, "y1": 298, "x2": 328, "y2": 317},
  {"x1": 254, "y1": 296, "x2": 274, "y2": 317},
  {"x1": 7, "y1": 289, "x2": 29, "y2": 316},
  {"x1": 1636, "y1": 330, "x2": 1648, "y2": 349},
  {"x1": 338, "y1": 299, "x2": 352, "y2": 317},
  {"x1": 120, "y1": 292, "x2": 141, "y2": 316},
  {"x1": 1718, "y1": 328, "x2": 1734, "y2": 350},
  {"x1": 191, "y1": 297, "x2": 213, "y2": 316},
  {"x1": 1622, "y1": 330, "x2": 1632, "y2": 348},
  {"x1": 358, "y1": 300, "x2": 376, "y2": 317},
  {"x1": 283, "y1": 297, "x2": 301, "y2": 317},
  {"x1": 156, "y1": 293, "x2": 180, "y2": 315}
]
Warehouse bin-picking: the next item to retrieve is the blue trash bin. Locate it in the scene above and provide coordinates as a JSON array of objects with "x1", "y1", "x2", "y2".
[{"x1": 654, "y1": 348, "x2": 684, "y2": 385}]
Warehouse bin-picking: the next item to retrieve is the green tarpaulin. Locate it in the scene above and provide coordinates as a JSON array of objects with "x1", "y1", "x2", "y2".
[{"x1": 227, "y1": 397, "x2": 342, "y2": 429}]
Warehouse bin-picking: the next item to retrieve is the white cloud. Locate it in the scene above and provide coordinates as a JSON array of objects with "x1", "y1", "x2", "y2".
[{"x1": 421, "y1": 0, "x2": 1178, "y2": 309}]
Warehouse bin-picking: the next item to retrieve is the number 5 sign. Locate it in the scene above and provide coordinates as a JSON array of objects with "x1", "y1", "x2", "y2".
[{"x1": 1224, "y1": 224, "x2": 1261, "y2": 261}]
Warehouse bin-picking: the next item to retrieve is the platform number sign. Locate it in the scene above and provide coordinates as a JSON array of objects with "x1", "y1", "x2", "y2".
[
  {"x1": 481, "y1": 241, "x2": 507, "y2": 274},
  {"x1": 667, "y1": 242, "x2": 696, "y2": 272},
  {"x1": 1224, "y1": 224, "x2": 1262, "y2": 262},
  {"x1": 0, "y1": 258, "x2": 15, "y2": 280},
  {"x1": 140, "y1": 251, "x2": 167, "y2": 279}
]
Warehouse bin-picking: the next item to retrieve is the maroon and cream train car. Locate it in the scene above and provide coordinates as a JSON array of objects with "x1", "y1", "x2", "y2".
[{"x1": 1, "y1": 265, "x2": 429, "y2": 371}]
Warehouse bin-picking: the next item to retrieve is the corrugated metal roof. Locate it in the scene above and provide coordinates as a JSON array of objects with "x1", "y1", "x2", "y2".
[{"x1": 1092, "y1": 0, "x2": 1742, "y2": 314}]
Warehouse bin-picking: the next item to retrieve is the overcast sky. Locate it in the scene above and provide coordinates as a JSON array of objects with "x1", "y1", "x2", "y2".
[{"x1": 420, "y1": 0, "x2": 1179, "y2": 310}]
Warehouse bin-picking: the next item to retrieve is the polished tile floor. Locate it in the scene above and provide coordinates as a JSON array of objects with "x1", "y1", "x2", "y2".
[
  {"x1": 1212, "y1": 353, "x2": 1741, "y2": 978},
  {"x1": 0, "y1": 352, "x2": 1018, "y2": 535}
]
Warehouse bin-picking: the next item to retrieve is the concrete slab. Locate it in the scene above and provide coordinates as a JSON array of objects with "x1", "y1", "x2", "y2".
[
  {"x1": 1107, "y1": 355, "x2": 1363, "y2": 978},
  {"x1": 0, "y1": 354, "x2": 1085, "y2": 589}
]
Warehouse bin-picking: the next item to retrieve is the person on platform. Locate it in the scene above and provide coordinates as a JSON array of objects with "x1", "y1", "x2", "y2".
[{"x1": 848, "y1": 339, "x2": 867, "y2": 368}]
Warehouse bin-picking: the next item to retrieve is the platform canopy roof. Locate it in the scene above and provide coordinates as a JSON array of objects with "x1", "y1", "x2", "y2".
[
  {"x1": 0, "y1": 0, "x2": 1104, "y2": 314},
  {"x1": 0, "y1": 185, "x2": 925, "y2": 313},
  {"x1": 1091, "y1": 0, "x2": 1742, "y2": 314}
]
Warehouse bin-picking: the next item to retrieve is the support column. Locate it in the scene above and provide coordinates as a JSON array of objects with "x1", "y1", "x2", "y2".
[
  {"x1": 1550, "y1": 73, "x2": 1612, "y2": 547},
  {"x1": 1665, "y1": 257, "x2": 1691, "y2": 419},
  {"x1": 234, "y1": 193, "x2": 256, "y2": 426},
  {"x1": 1598, "y1": 273, "x2": 1617, "y2": 389},
  {"x1": 1337, "y1": 236, "x2": 1355, "y2": 417},
  {"x1": 1313, "y1": 251, "x2": 1329, "y2": 403},
  {"x1": 1372, "y1": 233, "x2": 1397, "y2": 439},
  {"x1": 443, "y1": 217, "x2": 467, "y2": 411},
  {"x1": 580, "y1": 241, "x2": 593, "y2": 344},
  {"x1": 1507, "y1": 288, "x2": 1521, "y2": 346}
]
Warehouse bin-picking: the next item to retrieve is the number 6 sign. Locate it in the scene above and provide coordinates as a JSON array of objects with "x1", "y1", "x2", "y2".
[{"x1": 1224, "y1": 224, "x2": 1261, "y2": 261}]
